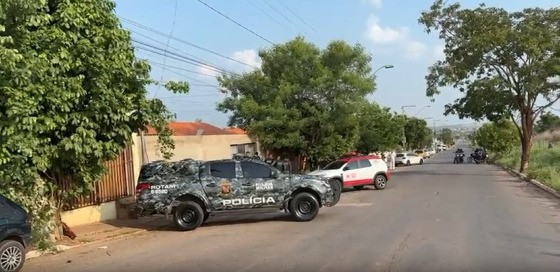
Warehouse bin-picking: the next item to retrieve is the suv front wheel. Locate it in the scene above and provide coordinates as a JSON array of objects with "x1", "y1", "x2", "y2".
[
  {"x1": 289, "y1": 192, "x2": 319, "y2": 222},
  {"x1": 0, "y1": 240, "x2": 25, "y2": 272}
]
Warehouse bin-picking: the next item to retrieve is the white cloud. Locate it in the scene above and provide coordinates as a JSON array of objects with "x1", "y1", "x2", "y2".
[
  {"x1": 364, "y1": 16, "x2": 408, "y2": 44},
  {"x1": 364, "y1": 15, "x2": 430, "y2": 61},
  {"x1": 404, "y1": 41, "x2": 428, "y2": 60},
  {"x1": 366, "y1": 0, "x2": 382, "y2": 9},
  {"x1": 196, "y1": 64, "x2": 220, "y2": 77},
  {"x1": 231, "y1": 49, "x2": 261, "y2": 72}
]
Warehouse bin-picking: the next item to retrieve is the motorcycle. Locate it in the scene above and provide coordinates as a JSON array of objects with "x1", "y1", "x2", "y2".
[
  {"x1": 453, "y1": 153, "x2": 465, "y2": 164},
  {"x1": 467, "y1": 152, "x2": 487, "y2": 164}
]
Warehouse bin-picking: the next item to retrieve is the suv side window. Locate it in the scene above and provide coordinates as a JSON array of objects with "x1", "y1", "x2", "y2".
[
  {"x1": 358, "y1": 159, "x2": 372, "y2": 168},
  {"x1": 345, "y1": 160, "x2": 359, "y2": 170},
  {"x1": 209, "y1": 162, "x2": 236, "y2": 178},
  {"x1": 241, "y1": 162, "x2": 273, "y2": 178},
  {"x1": 0, "y1": 201, "x2": 11, "y2": 218}
]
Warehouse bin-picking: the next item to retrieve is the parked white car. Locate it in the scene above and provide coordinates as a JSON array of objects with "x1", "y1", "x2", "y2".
[
  {"x1": 395, "y1": 153, "x2": 424, "y2": 166},
  {"x1": 308, "y1": 155, "x2": 390, "y2": 190}
]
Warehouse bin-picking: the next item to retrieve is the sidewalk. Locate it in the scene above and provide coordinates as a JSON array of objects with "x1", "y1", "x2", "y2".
[{"x1": 27, "y1": 216, "x2": 170, "y2": 259}]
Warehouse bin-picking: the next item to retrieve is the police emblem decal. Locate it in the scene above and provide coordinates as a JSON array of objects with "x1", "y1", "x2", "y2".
[{"x1": 219, "y1": 181, "x2": 232, "y2": 195}]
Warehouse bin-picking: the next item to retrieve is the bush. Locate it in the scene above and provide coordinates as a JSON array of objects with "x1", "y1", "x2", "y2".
[{"x1": 497, "y1": 141, "x2": 560, "y2": 191}]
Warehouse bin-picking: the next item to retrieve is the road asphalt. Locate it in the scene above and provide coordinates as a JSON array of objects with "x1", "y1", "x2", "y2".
[{"x1": 23, "y1": 145, "x2": 560, "y2": 272}]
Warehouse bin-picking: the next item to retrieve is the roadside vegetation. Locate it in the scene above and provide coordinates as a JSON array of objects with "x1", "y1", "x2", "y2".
[{"x1": 496, "y1": 142, "x2": 560, "y2": 192}]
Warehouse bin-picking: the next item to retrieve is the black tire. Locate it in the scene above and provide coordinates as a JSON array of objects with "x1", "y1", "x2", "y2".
[
  {"x1": 467, "y1": 157, "x2": 473, "y2": 163},
  {"x1": 327, "y1": 179, "x2": 342, "y2": 207},
  {"x1": 173, "y1": 201, "x2": 204, "y2": 231},
  {"x1": 289, "y1": 192, "x2": 320, "y2": 222},
  {"x1": 373, "y1": 174, "x2": 388, "y2": 190},
  {"x1": 0, "y1": 240, "x2": 25, "y2": 272},
  {"x1": 353, "y1": 185, "x2": 364, "y2": 190},
  {"x1": 419, "y1": 159, "x2": 424, "y2": 165},
  {"x1": 406, "y1": 160, "x2": 411, "y2": 166}
]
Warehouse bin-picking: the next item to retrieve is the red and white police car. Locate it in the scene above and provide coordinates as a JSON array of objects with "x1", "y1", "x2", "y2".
[{"x1": 308, "y1": 155, "x2": 390, "y2": 190}]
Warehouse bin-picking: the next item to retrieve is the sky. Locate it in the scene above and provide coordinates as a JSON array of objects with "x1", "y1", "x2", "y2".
[{"x1": 114, "y1": 0, "x2": 558, "y2": 128}]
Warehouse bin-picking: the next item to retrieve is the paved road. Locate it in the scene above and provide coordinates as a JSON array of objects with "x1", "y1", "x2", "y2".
[{"x1": 24, "y1": 147, "x2": 560, "y2": 272}]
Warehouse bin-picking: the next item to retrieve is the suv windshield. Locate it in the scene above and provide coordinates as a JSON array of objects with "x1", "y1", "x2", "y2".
[{"x1": 323, "y1": 160, "x2": 346, "y2": 170}]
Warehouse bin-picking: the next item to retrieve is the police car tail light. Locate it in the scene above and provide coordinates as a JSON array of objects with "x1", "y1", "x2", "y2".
[{"x1": 136, "y1": 183, "x2": 150, "y2": 196}]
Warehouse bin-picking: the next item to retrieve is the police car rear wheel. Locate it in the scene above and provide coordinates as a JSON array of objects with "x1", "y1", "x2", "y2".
[
  {"x1": 174, "y1": 201, "x2": 204, "y2": 231},
  {"x1": 373, "y1": 175, "x2": 387, "y2": 190},
  {"x1": 289, "y1": 192, "x2": 319, "y2": 222}
]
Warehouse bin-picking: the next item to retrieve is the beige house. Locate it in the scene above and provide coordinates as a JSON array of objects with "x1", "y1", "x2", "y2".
[
  {"x1": 139, "y1": 121, "x2": 261, "y2": 162},
  {"x1": 61, "y1": 121, "x2": 260, "y2": 228}
]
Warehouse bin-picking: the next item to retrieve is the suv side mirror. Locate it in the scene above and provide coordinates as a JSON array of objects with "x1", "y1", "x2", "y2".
[
  {"x1": 342, "y1": 167, "x2": 349, "y2": 171},
  {"x1": 270, "y1": 171, "x2": 279, "y2": 178}
]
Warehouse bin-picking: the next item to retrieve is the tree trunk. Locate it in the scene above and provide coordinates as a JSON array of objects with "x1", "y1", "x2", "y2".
[
  {"x1": 519, "y1": 111, "x2": 534, "y2": 173},
  {"x1": 519, "y1": 135, "x2": 532, "y2": 173}
]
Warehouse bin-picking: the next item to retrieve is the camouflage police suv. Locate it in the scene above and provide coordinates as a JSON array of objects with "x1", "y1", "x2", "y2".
[{"x1": 135, "y1": 159, "x2": 341, "y2": 231}]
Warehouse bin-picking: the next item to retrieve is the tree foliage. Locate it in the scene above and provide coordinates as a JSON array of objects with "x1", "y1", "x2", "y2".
[
  {"x1": 475, "y1": 120, "x2": 519, "y2": 154},
  {"x1": 218, "y1": 37, "x2": 375, "y2": 168},
  {"x1": 404, "y1": 117, "x2": 432, "y2": 150},
  {"x1": 356, "y1": 102, "x2": 404, "y2": 154},
  {"x1": 0, "y1": 0, "x2": 187, "y2": 250},
  {"x1": 419, "y1": 1, "x2": 560, "y2": 172},
  {"x1": 535, "y1": 111, "x2": 560, "y2": 133},
  {"x1": 438, "y1": 128, "x2": 454, "y2": 146}
]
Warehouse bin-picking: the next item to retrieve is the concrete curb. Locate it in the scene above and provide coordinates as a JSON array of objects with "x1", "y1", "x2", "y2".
[
  {"x1": 495, "y1": 163, "x2": 560, "y2": 199},
  {"x1": 26, "y1": 228, "x2": 151, "y2": 260}
]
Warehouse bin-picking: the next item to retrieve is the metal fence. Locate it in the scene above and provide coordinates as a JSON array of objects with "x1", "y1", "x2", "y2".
[{"x1": 60, "y1": 146, "x2": 135, "y2": 211}]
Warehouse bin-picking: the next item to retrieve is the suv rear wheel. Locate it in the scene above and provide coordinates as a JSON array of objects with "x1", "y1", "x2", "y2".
[
  {"x1": 0, "y1": 240, "x2": 25, "y2": 272},
  {"x1": 174, "y1": 201, "x2": 204, "y2": 231},
  {"x1": 289, "y1": 192, "x2": 319, "y2": 222}
]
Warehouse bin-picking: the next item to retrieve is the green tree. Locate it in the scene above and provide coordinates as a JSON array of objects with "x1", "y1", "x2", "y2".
[
  {"x1": 438, "y1": 128, "x2": 454, "y2": 146},
  {"x1": 475, "y1": 120, "x2": 519, "y2": 154},
  {"x1": 356, "y1": 102, "x2": 405, "y2": 154},
  {"x1": 419, "y1": 1, "x2": 560, "y2": 173},
  {"x1": 218, "y1": 37, "x2": 375, "y2": 170},
  {"x1": 535, "y1": 111, "x2": 560, "y2": 133},
  {"x1": 404, "y1": 117, "x2": 432, "y2": 150},
  {"x1": 0, "y1": 0, "x2": 187, "y2": 250}
]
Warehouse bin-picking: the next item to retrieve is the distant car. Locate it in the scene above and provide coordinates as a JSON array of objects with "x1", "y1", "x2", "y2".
[
  {"x1": 395, "y1": 153, "x2": 424, "y2": 166},
  {"x1": 415, "y1": 149, "x2": 430, "y2": 159},
  {"x1": 0, "y1": 194, "x2": 32, "y2": 272},
  {"x1": 308, "y1": 155, "x2": 390, "y2": 190}
]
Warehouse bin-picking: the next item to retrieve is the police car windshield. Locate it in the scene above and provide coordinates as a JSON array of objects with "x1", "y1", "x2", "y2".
[{"x1": 323, "y1": 160, "x2": 346, "y2": 170}]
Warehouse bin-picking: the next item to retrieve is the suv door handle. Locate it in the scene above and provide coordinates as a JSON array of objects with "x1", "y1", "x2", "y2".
[{"x1": 206, "y1": 183, "x2": 217, "y2": 187}]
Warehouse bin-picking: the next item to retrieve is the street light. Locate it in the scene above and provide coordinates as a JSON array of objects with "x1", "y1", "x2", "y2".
[
  {"x1": 414, "y1": 105, "x2": 431, "y2": 116},
  {"x1": 374, "y1": 64, "x2": 394, "y2": 76}
]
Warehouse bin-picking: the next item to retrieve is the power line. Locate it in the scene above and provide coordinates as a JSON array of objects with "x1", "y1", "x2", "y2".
[
  {"x1": 132, "y1": 40, "x2": 234, "y2": 75},
  {"x1": 274, "y1": 0, "x2": 320, "y2": 35},
  {"x1": 195, "y1": 0, "x2": 275, "y2": 45},
  {"x1": 150, "y1": 63, "x2": 217, "y2": 87},
  {"x1": 154, "y1": 0, "x2": 180, "y2": 98},
  {"x1": 148, "y1": 60, "x2": 218, "y2": 78},
  {"x1": 120, "y1": 16, "x2": 258, "y2": 68},
  {"x1": 262, "y1": 0, "x2": 300, "y2": 31},
  {"x1": 130, "y1": 29, "x2": 222, "y2": 70},
  {"x1": 246, "y1": 0, "x2": 292, "y2": 33}
]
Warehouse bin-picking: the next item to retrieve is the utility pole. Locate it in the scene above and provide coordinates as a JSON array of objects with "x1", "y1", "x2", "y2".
[{"x1": 401, "y1": 105, "x2": 416, "y2": 150}]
